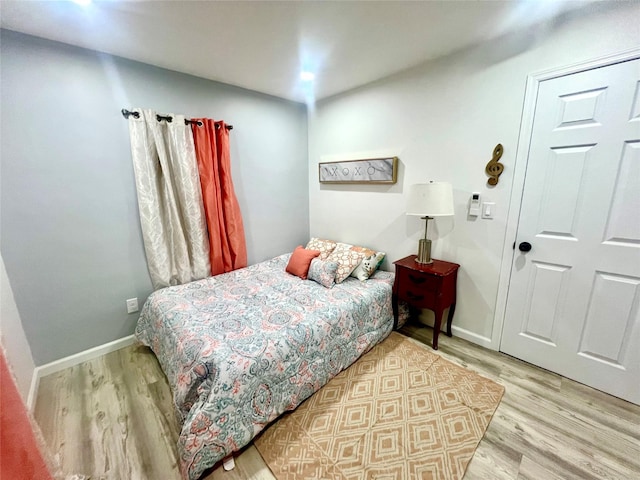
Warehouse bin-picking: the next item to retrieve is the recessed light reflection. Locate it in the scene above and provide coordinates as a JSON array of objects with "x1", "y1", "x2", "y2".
[
  {"x1": 71, "y1": 0, "x2": 92, "y2": 6},
  {"x1": 300, "y1": 71, "x2": 315, "y2": 82}
]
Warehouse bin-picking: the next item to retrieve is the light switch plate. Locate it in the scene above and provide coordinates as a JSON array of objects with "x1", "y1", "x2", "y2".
[{"x1": 482, "y1": 202, "x2": 495, "y2": 219}]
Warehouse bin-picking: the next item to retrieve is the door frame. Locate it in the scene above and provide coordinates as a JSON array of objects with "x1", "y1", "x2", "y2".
[{"x1": 492, "y1": 47, "x2": 640, "y2": 351}]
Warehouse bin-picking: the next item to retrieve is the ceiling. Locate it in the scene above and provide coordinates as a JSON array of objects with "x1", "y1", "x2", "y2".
[{"x1": 0, "y1": 0, "x2": 596, "y2": 104}]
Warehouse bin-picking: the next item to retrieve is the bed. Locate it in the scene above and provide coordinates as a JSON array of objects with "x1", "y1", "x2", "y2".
[{"x1": 135, "y1": 252, "x2": 396, "y2": 480}]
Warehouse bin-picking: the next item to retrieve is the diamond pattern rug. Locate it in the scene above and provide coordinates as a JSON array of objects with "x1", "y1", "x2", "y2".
[{"x1": 254, "y1": 332, "x2": 504, "y2": 479}]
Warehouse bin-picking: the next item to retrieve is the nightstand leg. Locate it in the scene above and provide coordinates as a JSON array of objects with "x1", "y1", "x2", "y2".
[
  {"x1": 433, "y1": 309, "x2": 443, "y2": 350},
  {"x1": 446, "y1": 303, "x2": 456, "y2": 337}
]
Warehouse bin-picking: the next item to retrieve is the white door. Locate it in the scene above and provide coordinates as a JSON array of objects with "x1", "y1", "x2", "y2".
[{"x1": 501, "y1": 58, "x2": 640, "y2": 405}]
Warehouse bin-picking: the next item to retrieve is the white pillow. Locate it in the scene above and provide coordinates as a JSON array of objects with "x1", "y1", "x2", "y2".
[{"x1": 351, "y1": 252, "x2": 386, "y2": 281}]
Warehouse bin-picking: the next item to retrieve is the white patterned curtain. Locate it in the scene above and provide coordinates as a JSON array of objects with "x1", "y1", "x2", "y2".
[{"x1": 127, "y1": 109, "x2": 210, "y2": 289}]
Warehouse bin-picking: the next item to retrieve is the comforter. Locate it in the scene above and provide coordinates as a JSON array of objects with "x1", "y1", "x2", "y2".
[{"x1": 135, "y1": 253, "x2": 395, "y2": 480}]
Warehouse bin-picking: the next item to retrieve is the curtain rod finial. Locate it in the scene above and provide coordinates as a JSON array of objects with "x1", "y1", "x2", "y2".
[{"x1": 121, "y1": 108, "x2": 140, "y2": 119}]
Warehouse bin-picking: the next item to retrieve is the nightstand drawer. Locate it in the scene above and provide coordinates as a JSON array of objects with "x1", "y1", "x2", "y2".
[
  {"x1": 401, "y1": 287, "x2": 436, "y2": 308},
  {"x1": 397, "y1": 268, "x2": 440, "y2": 292}
]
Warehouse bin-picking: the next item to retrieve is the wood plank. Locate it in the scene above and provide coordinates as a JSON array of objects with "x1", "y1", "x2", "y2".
[
  {"x1": 517, "y1": 455, "x2": 572, "y2": 480},
  {"x1": 459, "y1": 437, "x2": 521, "y2": 480}
]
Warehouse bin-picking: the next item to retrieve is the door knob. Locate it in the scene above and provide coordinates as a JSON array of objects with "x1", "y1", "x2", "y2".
[{"x1": 518, "y1": 242, "x2": 532, "y2": 252}]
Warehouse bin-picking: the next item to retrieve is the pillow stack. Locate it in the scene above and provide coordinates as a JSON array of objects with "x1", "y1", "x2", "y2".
[{"x1": 291, "y1": 238, "x2": 385, "y2": 287}]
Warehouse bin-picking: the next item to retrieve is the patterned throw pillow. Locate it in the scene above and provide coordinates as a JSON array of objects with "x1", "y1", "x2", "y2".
[
  {"x1": 351, "y1": 245, "x2": 376, "y2": 258},
  {"x1": 307, "y1": 258, "x2": 339, "y2": 288},
  {"x1": 305, "y1": 238, "x2": 337, "y2": 261},
  {"x1": 326, "y1": 243, "x2": 366, "y2": 284},
  {"x1": 351, "y1": 251, "x2": 386, "y2": 281}
]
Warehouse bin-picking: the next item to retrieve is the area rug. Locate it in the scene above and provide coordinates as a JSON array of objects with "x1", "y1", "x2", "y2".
[{"x1": 254, "y1": 332, "x2": 504, "y2": 479}]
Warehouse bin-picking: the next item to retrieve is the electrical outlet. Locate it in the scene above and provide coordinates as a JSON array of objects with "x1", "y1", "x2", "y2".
[{"x1": 126, "y1": 297, "x2": 139, "y2": 314}]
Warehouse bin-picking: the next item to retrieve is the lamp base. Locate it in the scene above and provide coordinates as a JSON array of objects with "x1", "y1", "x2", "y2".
[{"x1": 415, "y1": 238, "x2": 433, "y2": 264}]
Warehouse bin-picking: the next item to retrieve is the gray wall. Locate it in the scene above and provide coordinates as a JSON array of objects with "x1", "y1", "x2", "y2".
[{"x1": 0, "y1": 30, "x2": 309, "y2": 365}]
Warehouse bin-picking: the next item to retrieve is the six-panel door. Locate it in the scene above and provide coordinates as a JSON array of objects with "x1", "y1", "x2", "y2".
[{"x1": 501, "y1": 58, "x2": 640, "y2": 404}]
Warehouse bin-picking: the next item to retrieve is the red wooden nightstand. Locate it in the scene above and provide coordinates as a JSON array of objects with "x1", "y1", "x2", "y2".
[{"x1": 392, "y1": 255, "x2": 460, "y2": 350}]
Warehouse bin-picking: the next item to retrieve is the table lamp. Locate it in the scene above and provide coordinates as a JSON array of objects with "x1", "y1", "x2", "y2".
[{"x1": 406, "y1": 182, "x2": 454, "y2": 264}]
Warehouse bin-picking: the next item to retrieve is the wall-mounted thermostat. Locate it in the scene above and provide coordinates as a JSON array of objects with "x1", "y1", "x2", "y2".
[{"x1": 469, "y1": 192, "x2": 481, "y2": 217}]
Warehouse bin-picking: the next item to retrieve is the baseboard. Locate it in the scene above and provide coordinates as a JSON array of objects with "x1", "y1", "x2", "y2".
[
  {"x1": 26, "y1": 334, "x2": 136, "y2": 411},
  {"x1": 26, "y1": 371, "x2": 40, "y2": 413},
  {"x1": 450, "y1": 325, "x2": 494, "y2": 350}
]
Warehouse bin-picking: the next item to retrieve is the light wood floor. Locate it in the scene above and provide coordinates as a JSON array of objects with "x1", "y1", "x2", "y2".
[{"x1": 34, "y1": 324, "x2": 640, "y2": 480}]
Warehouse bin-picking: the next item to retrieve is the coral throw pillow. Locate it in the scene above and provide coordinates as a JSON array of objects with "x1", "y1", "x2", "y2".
[{"x1": 286, "y1": 246, "x2": 321, "y2": 280}]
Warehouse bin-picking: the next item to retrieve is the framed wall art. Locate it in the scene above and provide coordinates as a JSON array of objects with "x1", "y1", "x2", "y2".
[{"x1": 318, "y1": 157, "x2": 398, "y2": 184}]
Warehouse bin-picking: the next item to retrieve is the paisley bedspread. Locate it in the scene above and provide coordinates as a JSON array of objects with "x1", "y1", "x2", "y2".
[{"x1": 135, "y1": 253, "x2": 395, "y2": 480}]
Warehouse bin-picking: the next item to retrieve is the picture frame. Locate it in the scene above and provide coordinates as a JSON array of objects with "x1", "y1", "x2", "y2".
[{"x1": 318, "y1": 157, "x2": 398, "y2": 184}]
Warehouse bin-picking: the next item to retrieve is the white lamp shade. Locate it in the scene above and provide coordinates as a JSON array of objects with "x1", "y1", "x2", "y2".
[{"x1": 406, "y1": 182, "x2": 454, "y2": 216}]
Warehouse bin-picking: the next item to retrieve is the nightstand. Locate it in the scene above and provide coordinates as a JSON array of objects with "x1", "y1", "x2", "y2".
[{"x1": 392, "y1": 255, "x2": 460, "y2": 350}]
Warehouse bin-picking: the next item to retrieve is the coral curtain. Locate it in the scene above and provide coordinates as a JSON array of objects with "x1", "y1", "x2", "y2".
[
  {"x1": 0, "y1": 348, "x2": 56, "y2": 480},
  {"x1": 191, "y1": 119, "x2": 247, "y2": 275},
  {"x1": 128, "y1": 109, "x2": 211, "y2": 289}
]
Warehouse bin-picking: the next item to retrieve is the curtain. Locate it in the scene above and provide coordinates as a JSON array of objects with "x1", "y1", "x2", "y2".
[
  {"x1": 0, "y1": 347, "x2": 57, "y2": 480},
  {"x1": 128, "y1": 109, "x2": 210, "y2": 289},
  {"x1": 192, "y1": 119, "x2": 247, "y2": 275}
]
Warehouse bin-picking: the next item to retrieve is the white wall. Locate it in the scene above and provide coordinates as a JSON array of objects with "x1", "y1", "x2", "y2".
[
  {"x1": 0, "y1": 254, "x2": 36, "y2": 401},
  {"x1": 1, "y1": 31, "x2": 309, "y2": 365},
  {"x1": 308, "y1": 2, "x2": 640, "y2": 347}
]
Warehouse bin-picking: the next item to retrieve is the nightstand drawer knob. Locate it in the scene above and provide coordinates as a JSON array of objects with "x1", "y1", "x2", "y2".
[{"x1": 409, "y1": 274, "x2": 427, "y2": 284}]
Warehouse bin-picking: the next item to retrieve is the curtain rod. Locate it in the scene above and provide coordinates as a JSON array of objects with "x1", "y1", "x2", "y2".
[{"x1": 121, "y1": 109, "x2": 233, "y2": 130}]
